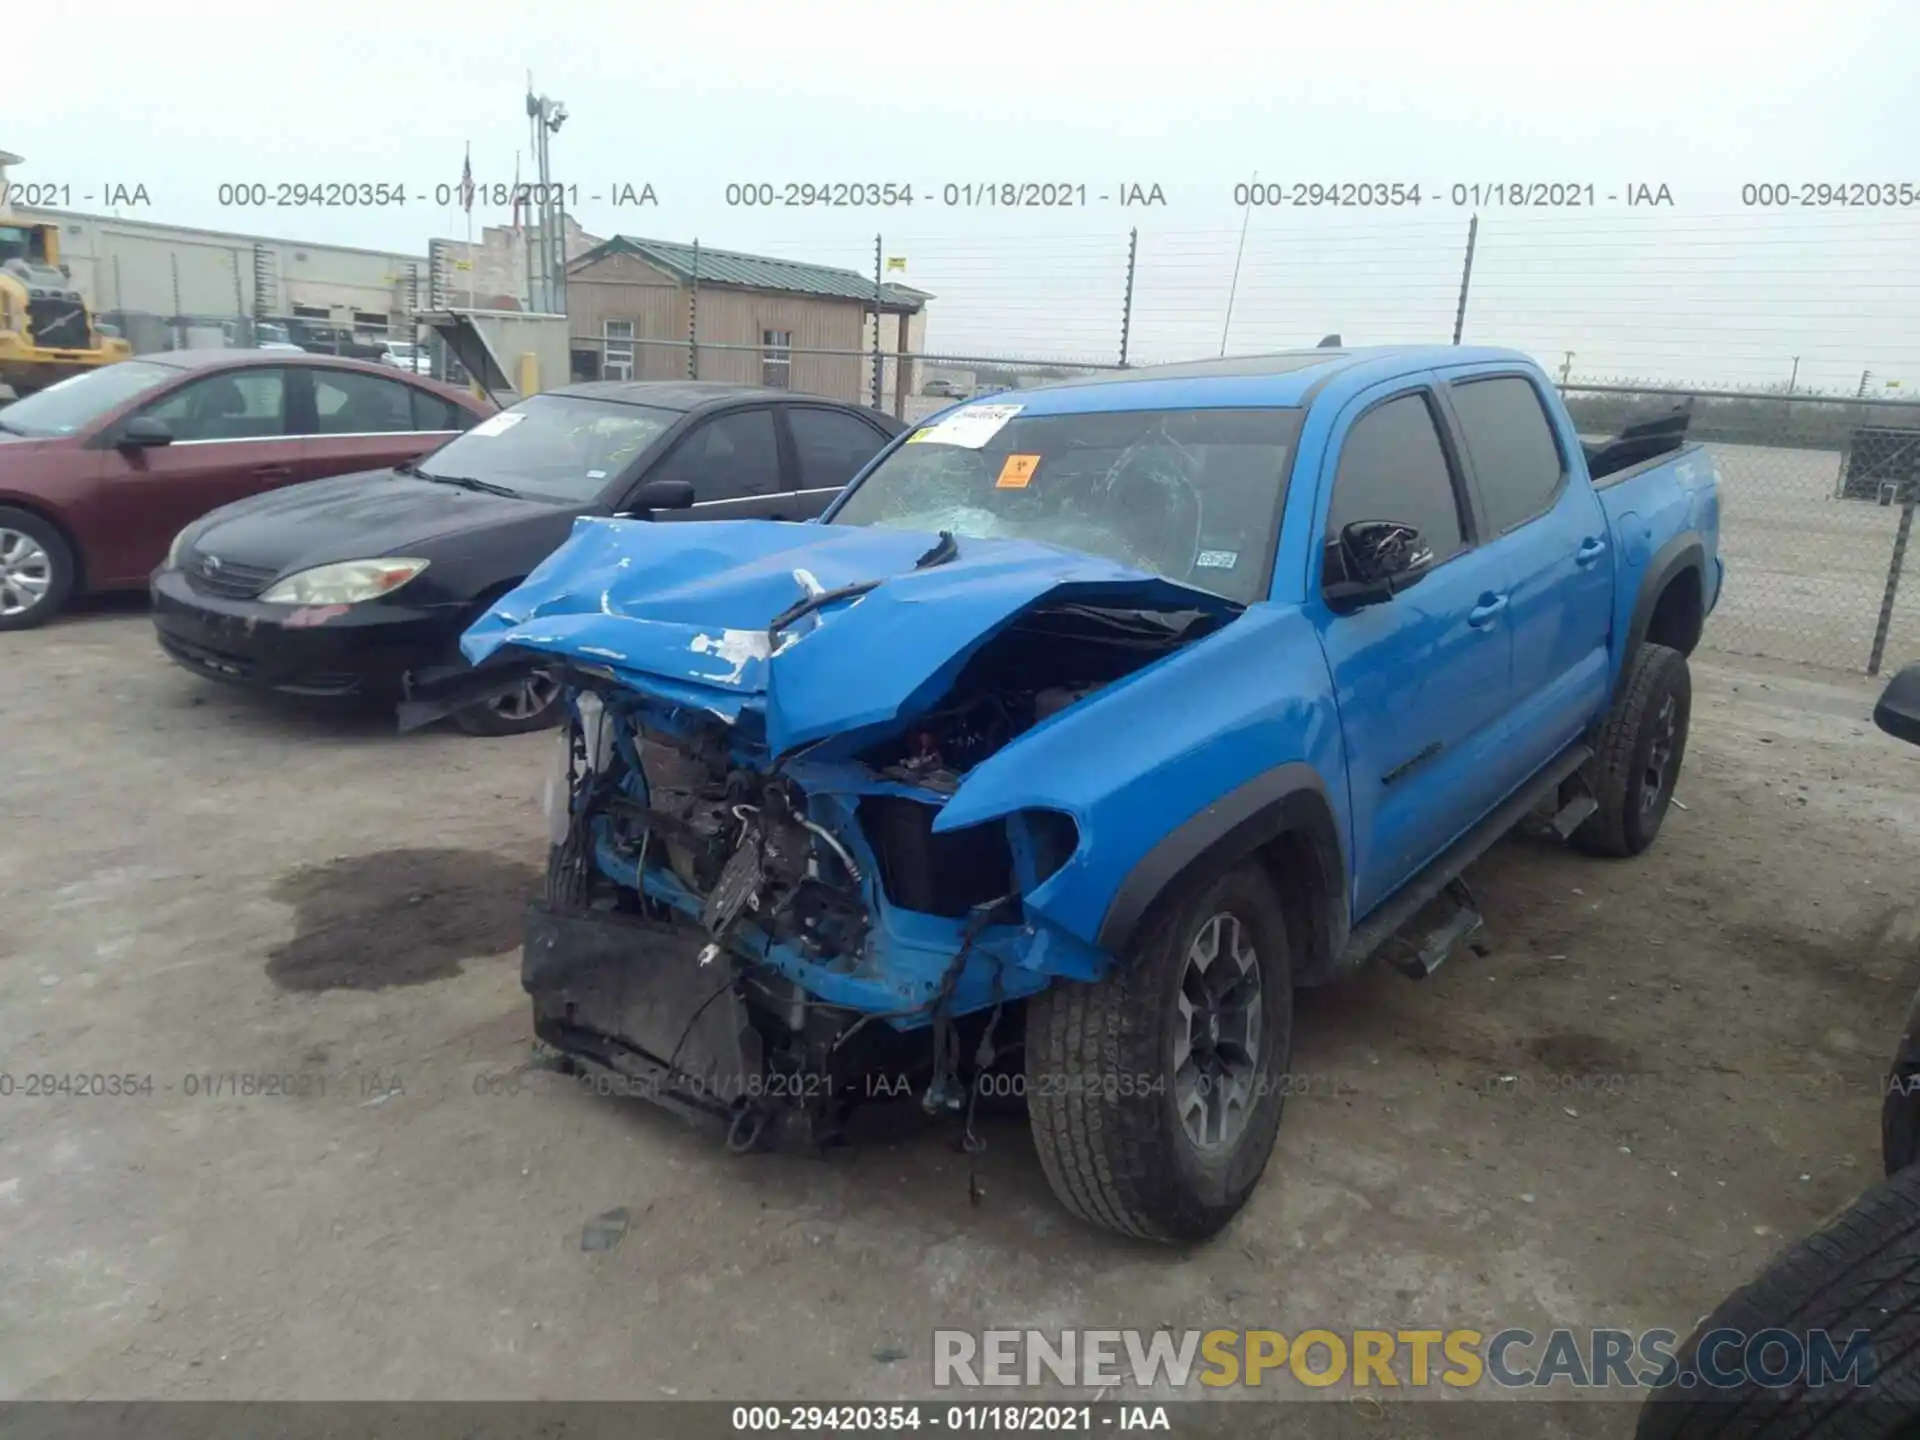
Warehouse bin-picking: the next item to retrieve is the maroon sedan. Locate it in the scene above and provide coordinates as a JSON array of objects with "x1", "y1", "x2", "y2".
[{"x1": 0, "y1": 350, "x2": 491, "y2": 629}]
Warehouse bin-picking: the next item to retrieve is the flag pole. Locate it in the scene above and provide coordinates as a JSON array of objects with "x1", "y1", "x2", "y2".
[
  {"x1": 512, "y1": 149, "x2": 525, "y2": 310},
  {"x1": 464, "y1": 143, "x2": 475, "y2": 311}
]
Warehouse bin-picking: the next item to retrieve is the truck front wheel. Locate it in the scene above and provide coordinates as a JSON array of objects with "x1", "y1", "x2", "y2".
[
  {"x1": 1025, "y1": 863, "x2": 1293, "y2": 1243},
  {"x1": 1574, "y1": 642, "x2": 1692, "y2": 858}
]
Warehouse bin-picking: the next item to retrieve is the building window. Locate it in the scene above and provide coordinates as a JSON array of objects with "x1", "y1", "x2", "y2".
[
  {"x1": 762, "y1": 329, "x2": 792, "y2": 389},
  {"x1": 604, "y1": 319, "x2": 634, "y2": 381}
]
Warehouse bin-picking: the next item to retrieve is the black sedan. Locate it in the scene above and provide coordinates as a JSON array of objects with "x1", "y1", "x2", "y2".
[{"x1": 150, "y1": 382, "x2": 905, "y2": 734}]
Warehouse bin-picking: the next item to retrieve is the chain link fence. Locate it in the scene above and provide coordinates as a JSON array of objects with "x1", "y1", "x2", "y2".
[
  {"x1": 47, "y1": 314, "x2": 1920, "y2": 678},
  {"x1": 569, "y1": 333, "x2": 1119, "y2": 425},
  {"x1": 18, "y1": 207, "x2": 1920, "y2": 677},
  {"x1": 1563, "y1": 385, "x2": 1920, "y2": 674}
]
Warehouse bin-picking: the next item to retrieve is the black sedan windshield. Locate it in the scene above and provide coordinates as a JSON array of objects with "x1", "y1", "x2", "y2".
[
  {"x1": 829, "y1": 405, "x2": 1303, "y2": 603},
  {"x1": 416, "y1": 393, "x2": 677, "y2": 502},
  {"x1": 0, "y1": 361, "x2": 176, "y2": 437}
]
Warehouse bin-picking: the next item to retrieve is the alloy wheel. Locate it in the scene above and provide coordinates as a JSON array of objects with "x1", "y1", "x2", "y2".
[
  {"x1": 0, "y1": 529, "x2": 53, "y2": 618},
  {"x1": 492, "y1": 669, "x2": 562, "y2": 722},
  {"x1": 1173, "y1": 911, "x2": 1263, "y2": 1150},
  {"x1": 1642, "y1": 693, "x2": 1679, "y2": 814}
]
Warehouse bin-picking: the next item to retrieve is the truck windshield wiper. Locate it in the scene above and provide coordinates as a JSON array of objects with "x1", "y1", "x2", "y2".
[
  {"x1": 915, "y1": 530, "x2": 958, "y2": 568},
  {"x1": 767, "y1": 580, "x2": 882, "y2": 645},
  {"x1": 766, "y1": 532, "x2": 961, "y2": 644},
  {"x1": 0, "y1": 418, "x2": 23, "y2": 435},
  {"x1": 404, "y1": 466, "x2": 522, "y2": 498}
]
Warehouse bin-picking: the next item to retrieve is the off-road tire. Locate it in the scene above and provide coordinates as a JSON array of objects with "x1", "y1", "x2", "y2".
[
  {"x1": 1025, "y1": 863, "x2": 1293, "y2": 1243},
  {"x1": 1573, "y1": 642, "x2": 1692, "y2": 858},
  {"x1": 544, "y1": 838, "x2": 592, "y2": 910},
  {"x1": 1635, "y1": 1163, "x2": 1920, "y2": 1439},
  {"x1": 0, "y1": 507, "x2": 77, "y2": 632}
]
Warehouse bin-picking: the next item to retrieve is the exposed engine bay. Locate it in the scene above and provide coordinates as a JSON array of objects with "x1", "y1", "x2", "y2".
[
  {"x1": 528, "y1": 597, "x2": 1227, "y2": 1149},
  {"x1": 861, "y1": 601, "x2": 1225, "y2": 793}
]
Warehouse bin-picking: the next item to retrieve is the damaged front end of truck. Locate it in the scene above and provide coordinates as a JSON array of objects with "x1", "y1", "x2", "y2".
[{"x1": 444, "y1": 516, "x2": 1242, "y2": 1148}]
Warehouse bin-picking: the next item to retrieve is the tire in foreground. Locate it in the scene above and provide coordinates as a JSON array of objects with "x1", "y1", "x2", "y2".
[{"x1": 1025, "y1": 862, "x2": 1294, "y2": 1243}]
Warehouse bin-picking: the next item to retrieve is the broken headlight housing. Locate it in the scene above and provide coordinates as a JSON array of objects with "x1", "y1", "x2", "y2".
[{"x1": 260, "y1": 558, "x2": 429, "y2": 606}]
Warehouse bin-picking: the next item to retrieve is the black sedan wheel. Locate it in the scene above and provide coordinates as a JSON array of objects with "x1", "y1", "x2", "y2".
[{"x1": 453, "y1": 669, "x2": 564, "y2": 736}]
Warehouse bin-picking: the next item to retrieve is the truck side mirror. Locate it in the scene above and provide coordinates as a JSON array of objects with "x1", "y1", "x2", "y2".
[
  {"x1": 1323, "y1": 520, "x2": 1433, "y2": 611},
  {"x1": 1873, "y1": 663, "x2": 1920, "y2": 746}
]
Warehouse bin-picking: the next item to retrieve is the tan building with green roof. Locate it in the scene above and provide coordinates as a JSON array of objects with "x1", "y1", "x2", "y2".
[{"x1": 565, "y1": 235, "x2": 931, "y2": 412}]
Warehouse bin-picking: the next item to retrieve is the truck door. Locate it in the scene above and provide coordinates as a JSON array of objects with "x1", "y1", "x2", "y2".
[
  {"x1": 1310, "y1": 383, "x2": 1516, "y2": 919},
  {"x1": 1440, "y1": 371, "x2": 1612, "y2": 783}
]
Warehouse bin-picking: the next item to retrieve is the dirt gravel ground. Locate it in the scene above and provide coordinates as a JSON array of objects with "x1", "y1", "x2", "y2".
[{"x1": 5, "y1": 604, "x2": 1920, "y2": 1436}]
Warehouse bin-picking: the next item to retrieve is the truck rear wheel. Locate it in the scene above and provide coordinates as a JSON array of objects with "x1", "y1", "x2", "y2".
[
  {"x1": 0, "y1": 507, "x2": 76, "y2": 632},
  {"x1": 1573, "y1": 642, "x2": 1691, "y2": 858},
  {"x1": 1025, "y1": 862, "x2": 1293, "y2": 1243}
]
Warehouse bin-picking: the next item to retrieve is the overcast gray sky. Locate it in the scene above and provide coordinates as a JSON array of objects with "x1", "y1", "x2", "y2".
[{"x1": 11, "y1": 0, "x2": 1918, "y2": 390}]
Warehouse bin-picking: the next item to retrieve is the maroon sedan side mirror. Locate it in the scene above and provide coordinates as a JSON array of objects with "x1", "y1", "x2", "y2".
[{"x1": 116, "y1": 417, "x2": 174, "y2": 449}]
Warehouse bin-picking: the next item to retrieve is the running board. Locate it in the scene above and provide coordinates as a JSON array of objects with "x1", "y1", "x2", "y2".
[
  {"x1": 1341, "y1": 743, "x2": 1594, "y2": 977},
  {"x1": 1548, "y1": 769, "x2": 1599, "y2": 839},
  {"x1": 1395, "y1": 877, "x2": 1483, "y2": 978}
]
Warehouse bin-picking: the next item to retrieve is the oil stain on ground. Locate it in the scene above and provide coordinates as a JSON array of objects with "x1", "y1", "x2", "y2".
[
  {"x1": 1527, "y1": 1031, "x2": 1640, "y2": 1076},
  {"x1": 267, "y1": 848, "x2": 542, "y2": 992}
]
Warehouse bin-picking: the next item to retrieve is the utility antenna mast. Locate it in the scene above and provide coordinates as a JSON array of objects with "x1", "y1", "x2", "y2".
[{"x1": 525, "y1": 83, "x2": 569, "y2": 315}]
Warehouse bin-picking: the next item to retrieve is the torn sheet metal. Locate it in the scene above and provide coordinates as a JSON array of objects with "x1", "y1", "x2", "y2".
[{"x1": 460, "y1": 516, "x2": 1240, "y2": 757}]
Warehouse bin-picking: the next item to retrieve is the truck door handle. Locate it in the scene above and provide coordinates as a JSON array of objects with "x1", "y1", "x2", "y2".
[
  {"x1": 1468, "y1": 594, "x2": 1508, "y2": 628},
  {"x1": 1575, "y1": 537, "x2": 1608, "y2": 567},
  {"x1": 252, "y1": 465, "x2": 294, "y2": 481}
]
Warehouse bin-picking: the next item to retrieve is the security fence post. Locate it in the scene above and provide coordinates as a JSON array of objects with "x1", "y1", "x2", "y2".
[
  {"x1": 1870, "y1": 474, "x2": 1917, "y2": 676},
  {"x1": 872, "y1": 235, "x2": 884, "y2": 410},
  {"x1": 687, "y1": 240, "x2": 701, "y2": 380},
  {"x1": 1452, "y1": 213, "x2": 1478, "y2": 345}
]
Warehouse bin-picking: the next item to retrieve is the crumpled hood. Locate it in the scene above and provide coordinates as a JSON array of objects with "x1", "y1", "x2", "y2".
[{"x1": 461, "y1": 516, "x2": 1240, "y2": 756}]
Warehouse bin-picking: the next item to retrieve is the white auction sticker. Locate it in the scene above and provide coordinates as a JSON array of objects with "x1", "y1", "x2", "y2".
[
  {"x1": 906, "y1": 403, "x2": 1023, "y2": 449},
  {"x1": 468, "y1": 411, "x2": 527, "y2": 438}
]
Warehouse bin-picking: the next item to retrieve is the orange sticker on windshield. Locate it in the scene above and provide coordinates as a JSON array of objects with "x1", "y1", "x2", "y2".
[{"x1": 996, "y1": 454, "x2": 1041, "y2": 489}]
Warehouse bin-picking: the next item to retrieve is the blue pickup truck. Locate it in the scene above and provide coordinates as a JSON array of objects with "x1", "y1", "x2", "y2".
[{"x1": 448, "y1": 344, "x2": 1722, "y2": 1242}]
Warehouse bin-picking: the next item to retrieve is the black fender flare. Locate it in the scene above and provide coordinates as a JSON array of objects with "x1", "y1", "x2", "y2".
[
  {"x1": 1885, "y1": 983, "x2": 1920, "y2": 1175},
  {"x1": 1095, "y1": 761, "x2": 1349, "y2": 976},
  {"x1": 1627, "y1": 530, "x2": 1707, "y2": 659},
  {"x1": 1893, "y1": 984, "x2": 1920, "y2": 1079}
]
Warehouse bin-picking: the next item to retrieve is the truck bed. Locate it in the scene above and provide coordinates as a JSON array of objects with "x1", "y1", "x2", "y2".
[{"x1": 1594, "y1": 439, "x2": 1724, "y2": 680}]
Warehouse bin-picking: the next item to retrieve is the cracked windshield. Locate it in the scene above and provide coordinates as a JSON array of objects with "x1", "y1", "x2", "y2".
[
  {"x1": 420, "y1": 392, "x2": 675, "y2": 500},
  {"x1": 829, "y1": 406, "x2": 1302, "y2": 603}
]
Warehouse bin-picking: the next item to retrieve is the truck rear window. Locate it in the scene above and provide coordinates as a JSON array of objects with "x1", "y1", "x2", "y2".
[
  {"x1": 1448, "y1": 376, "x2": 1566, "y2": 533},
  {"x1": 829, "y1": 406, "x2": 1303, "y2": 604}
]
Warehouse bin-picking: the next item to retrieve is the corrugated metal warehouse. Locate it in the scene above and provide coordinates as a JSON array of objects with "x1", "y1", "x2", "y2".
[{"x1": 18, "y1": 208, "x2": 428, "y2": 351}]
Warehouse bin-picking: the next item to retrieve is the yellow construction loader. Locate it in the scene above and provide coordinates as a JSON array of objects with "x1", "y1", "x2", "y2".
[{"x1": 0, "y1": 216, "x2": 130, "y2": 398}]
